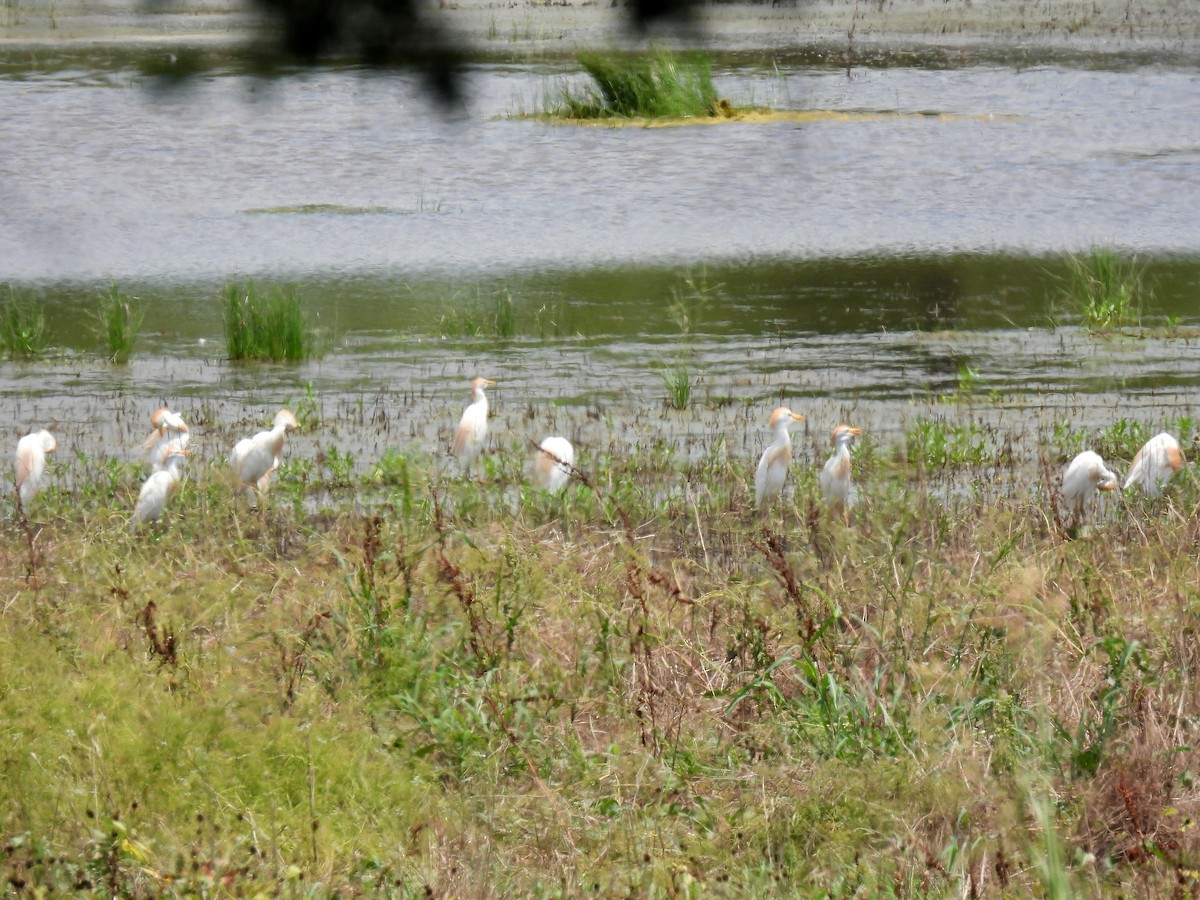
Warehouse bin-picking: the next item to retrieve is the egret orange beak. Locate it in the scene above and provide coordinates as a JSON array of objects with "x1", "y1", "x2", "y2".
[{"x1": 791, "y1": 412, "x2": 806, "y2": 420}]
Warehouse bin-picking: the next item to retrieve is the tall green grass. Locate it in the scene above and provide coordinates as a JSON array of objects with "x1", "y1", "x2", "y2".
[
  {"x1": 222, "y1": 281, "x2": 320, "y2": 361},
  {"x1": 550, "y1": 49, "x2": 721, "y2": 120},
  {"x1": 1061, "y1": 248, "x2": 1149, "y2": 331},
  {"x1": 94, "y1": 285, "x2": 144, "y2": 364},
  {"x1": 1, "y1": 288, "x2": 50, "y2": 358}
]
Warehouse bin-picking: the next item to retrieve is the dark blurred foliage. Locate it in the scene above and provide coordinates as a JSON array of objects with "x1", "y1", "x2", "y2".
[{"x1": 140, "y1": 0, "x2": 702, "y2": 106}]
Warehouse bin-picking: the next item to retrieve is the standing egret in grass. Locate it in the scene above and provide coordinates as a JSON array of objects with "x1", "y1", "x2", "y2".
[
  {"x1": 754, "y1": 407, "x2": 805, "y2": 516},
  {"x1": 133, "y1": 448, "x2": 188, "y2": 527},
  {"x1": 532, "y1": 436, "x2": 575, "y2": 494},
  {"x1": 230, "y1": 408, "x2": 299, "y2": 499},
  {"x1": 452, "y1": 377, "x2": 495, "y2": 474},
  {"x1": 1062, "y1": 450, "x2": 1119, "y2": 524},
  {"x1": 1124, "y1": 432, "x2": 1185, "y2": 497},
  {"x1": 819, "y1": 424, "x2": 862, "y2": 524},
  {"x1": 15, "y1": 429, "x2": 57, "y2": 509},
  {"x1": 143, "y1": 407, "x2": 190, "y2": 471}
]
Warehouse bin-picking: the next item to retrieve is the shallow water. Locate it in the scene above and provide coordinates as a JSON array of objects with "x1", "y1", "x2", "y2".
[{"x1": 2, "y1": 51, "x2": 1199, "y2": 486}]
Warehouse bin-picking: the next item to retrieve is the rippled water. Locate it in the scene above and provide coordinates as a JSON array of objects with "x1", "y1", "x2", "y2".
[
  {"x1": 2, "y1": 51, "x2": 1199, "y2": 484},
  {"x1": 2, "y1": 58, "x2": 1199, "y2": 281}
]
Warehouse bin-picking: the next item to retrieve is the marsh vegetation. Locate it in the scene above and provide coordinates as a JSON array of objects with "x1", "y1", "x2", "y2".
[
  {"x1": 3, "y1": 399, "x2": 1200, "y2": 895},
  {"x1": 548, "y1": 49, "x2": 727, "y2": 120}
]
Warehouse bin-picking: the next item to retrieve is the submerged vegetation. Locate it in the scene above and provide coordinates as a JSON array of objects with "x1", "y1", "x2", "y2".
[
  {"x1": 222, "y1": 281, "x2": 322, "y2": 361},
  {"x1": 549, "y1": 48, "x2": 725, "y2": 120},
  {"x1": 4, "y1": 397, "x2": 1200, "y2": 895}
]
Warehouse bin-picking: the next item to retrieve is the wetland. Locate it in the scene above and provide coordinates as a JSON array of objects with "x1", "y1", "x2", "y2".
[{"x1": 2, "y1": 4, "x2": 1200, "y2": 894}]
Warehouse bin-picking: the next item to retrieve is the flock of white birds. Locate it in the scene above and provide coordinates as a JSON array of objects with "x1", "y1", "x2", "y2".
[{"x1": 9, "y1": 376, "x2": 1189, "y2": 529}]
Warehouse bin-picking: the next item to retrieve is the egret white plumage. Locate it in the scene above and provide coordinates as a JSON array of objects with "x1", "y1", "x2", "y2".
[
  {"x1": 133, "y1": 448, "x2": 188, "y2": 526},
  {"x1": 754, "y1": 407, "x2": 805, "y2": 516},
  {"x1": 15, "y1": 429, "x2": 57, "y2": 509},
  {"x1": 1062, "y1": 450, "x2": 1119, "y2": 522},
  {"x1": 1124, "y1": 432, "x2": 1184, "y2": 497},
  {"x1": 230, "y1": 408, "x2": 299, "y2": 498},
  {"x1": 819, "y1": 424, "x2": 862, "y2": 523},
  {"x1": 143, "y1": 407, "x2": 190, "y2": 472},
  {"x1": 452, "y1": 377, "x2": 495, "y2": 473},
  {"x1": 532, "y1": 436, "x2": 575, "y2": 494}
]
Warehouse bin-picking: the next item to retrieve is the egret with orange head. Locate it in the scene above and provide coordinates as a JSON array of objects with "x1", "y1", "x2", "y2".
[
  {"x1": 819, "y1": 423, "x2": 863, "y2": 524},
  {"x1": 230, "y1": 408, "x2": 299, "y2": 499},
  {"x1": 754, "y1": 407, "x2": 805, "y2": 516},
  {"x1": 452, "y1": 377, "x2": 495, "y2": 475}
]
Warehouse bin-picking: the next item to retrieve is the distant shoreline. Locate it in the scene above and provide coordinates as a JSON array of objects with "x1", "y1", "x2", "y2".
[{"x1": 2, "y1": 0, "x2": 1198, "y2": 56}]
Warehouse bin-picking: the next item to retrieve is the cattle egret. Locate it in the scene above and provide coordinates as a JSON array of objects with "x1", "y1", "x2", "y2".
[
  {"x1": 143, "y1": 407, "x2": 190, "y2": 472},
  {"x1": 532, "y1": 436, "x2": 575, "y2": 494},
  {"x1": 133, "y1": 449, "x2": 188, "y2": 526},
  {"x1": 754, "y1": 407, "x2": 805, "y2": 516},
  {"x1": 1061, "y1": 450, "x2": 1119, "y2": 523},
  {"x1": 1124, "y1": 432, "x2": 1185, "y2": 497},
  {"x1": 819, "y1": 424, "x2": 862, "y2": 523},
  {"x1": 15, "y1": 429, "x2": 57, "y2": 509},
  {"x1": 230, "y1": 408, "x2": 299, "y2": 498},
  {"x1": 452, "y1": 377, "x2": 495, "y2": 473}
]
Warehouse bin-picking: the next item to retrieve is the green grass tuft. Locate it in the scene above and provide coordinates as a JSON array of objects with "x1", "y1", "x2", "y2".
[
  {"x1": 1, "y1": 287, "x2": 50, "y2": 358},
  {"x1": 222, "y1": 281, "x2": 322, "y2": 361},
  {"x1": 1061, "y1": 248, "x2": 1149, "y2": 331},
  {"x1": 94, "y1": 284, "x2": 144, "y2": 364},
  {"x1": 550, "y1": 48, "x2": 721, "y2": 120}
]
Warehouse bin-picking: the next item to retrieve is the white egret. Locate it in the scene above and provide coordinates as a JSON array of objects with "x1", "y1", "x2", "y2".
[
  {"x1": 532, "y1": 436, "x2": 575, "y2": 494},
  {"x1": 230, "y1": 408, "x2": 299, "y2": 498},
  {"x1": 15, "y1": 429, "x2": 57, "y2": 509},
  {"x1": 754, "y1": 407, "x2": 805, "y2": 516},
  {"x1": 1062, "y1": 450, "x2": 1119, "y2": 522},
  {"x1": 143, "y1": 407, "x2": 190, "y2": 472},
  {"x1": 133, "y1": 449, "x2": 188, "y2": 526},
  {"x1": 819, "y1": 424, "x2": 862, "y2": 524},
  {"x1": 452, "y1": 377, "x2": 495, "y2": 473},
  {"x1": 1124, "y1": 432, "x2": 1184, "y2": 497}
]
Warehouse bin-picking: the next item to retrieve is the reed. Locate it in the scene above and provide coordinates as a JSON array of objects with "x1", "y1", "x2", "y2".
[
  {"x1": 222, "y1": 281, "x2": 319, "y2": 361},
  {"x1": 550, "y1": 48, "x2": 721, "y2": 120},
  {"x1": 0, "y1": 288, "x2": 50, "y2": 357},
  {"x1": 94, "y1": 284, "x2": 144, "y2": 364},
  {"x1": 1061, "y1": 247, "x2": 1148, "y2": 331}
]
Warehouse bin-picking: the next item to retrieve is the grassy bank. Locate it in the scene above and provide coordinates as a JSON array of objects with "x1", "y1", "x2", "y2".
[{"x1": 2, "y1": 416, "x2": 1199, "y2": 896}]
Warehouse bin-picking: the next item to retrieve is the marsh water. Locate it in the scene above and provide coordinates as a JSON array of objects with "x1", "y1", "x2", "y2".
[{"x1": 2, "y1": 46, "x2": 1199, "y2": 487}]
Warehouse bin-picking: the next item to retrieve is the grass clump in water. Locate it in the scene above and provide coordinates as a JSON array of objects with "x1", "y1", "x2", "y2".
[
  {"x1": 94, "y1": 284, "x2": 144, "y2": 364},
  {"x1": 438, "y1": 287, "x2": 518, "y2": 339},
  {"x1": 550, "y1": 49, "x2": 722, "y2": 120},
  {"x1": 1061, "y1": 248, "x2": 1149, "y2": 331},
  {"x1": 0, "y1": 287, "x2": 50, "y2": 358},
  {"x1": 222, "y1": 281, "x2": 321, "y2": 361}
]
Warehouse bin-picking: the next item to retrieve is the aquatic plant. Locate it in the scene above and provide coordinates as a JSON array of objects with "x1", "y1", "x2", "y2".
[
  {"x1": 1061, "y1": 248, "x2": 1148, "y2": 331},
  {"x1": 0, "y1": 288, "x2": 50, "y2": 358},
  {"x1": 659, "y1": 271, "x2": 720, "y2": 410},
  {"x1": 549, "y1": 48, "x2": 721, "y2": 120},
  {"x1": 222, "y1": 281, "x2": 320, "y2": 361},
  {"x1": 661, "y1": 361, "x2": 692, "y2": 410},
  {"x1": 94, "y1": 285, "x2": 144, "y2": 364},
  {"x1": 438, "y1": 287, "x2": 519, "y2": 339}
]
